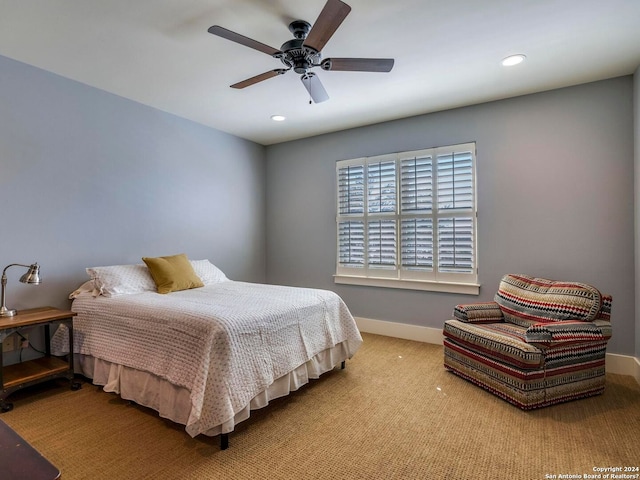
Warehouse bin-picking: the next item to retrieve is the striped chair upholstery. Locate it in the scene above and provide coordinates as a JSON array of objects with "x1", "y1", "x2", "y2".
[{"x1": 443, "y1": 274, "x2": 612, "y2": 409}]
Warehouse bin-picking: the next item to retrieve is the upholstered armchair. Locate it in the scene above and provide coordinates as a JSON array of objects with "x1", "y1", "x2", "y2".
[{"x1": 443, "y1": 274, "x2": 612, "y2": 409}]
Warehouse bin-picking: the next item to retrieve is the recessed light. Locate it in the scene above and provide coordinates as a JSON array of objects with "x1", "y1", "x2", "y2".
[
  {"x1": 501, "y1": 54, "x2": 526, "y2": 67},
  {"x1": 270, "y1": 115, "x2": 286, "y2": 122}
]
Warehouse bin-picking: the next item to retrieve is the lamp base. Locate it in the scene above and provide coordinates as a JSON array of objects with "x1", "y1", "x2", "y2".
[{"x1": 0, "y1": 307, "x2": 17, "y2": 317}]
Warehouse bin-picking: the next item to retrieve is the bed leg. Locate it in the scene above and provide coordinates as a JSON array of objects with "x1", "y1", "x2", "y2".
[
  {"x1": 220, "y1": 433, "x2": 229, "y2": 450},
  {"x1": 341, "y1": 361, "x2": 346, "y2": 370}
]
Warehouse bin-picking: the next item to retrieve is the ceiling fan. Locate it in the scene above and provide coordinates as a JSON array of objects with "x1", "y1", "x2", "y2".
[{"x1": 207, "y1": 0, "x2": 394, "y2": 104}]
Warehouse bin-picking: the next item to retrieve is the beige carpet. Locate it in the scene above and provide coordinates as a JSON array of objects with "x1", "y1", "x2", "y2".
[{"x1": 3, "y1": 333, "x2": 640, "y2": 480}]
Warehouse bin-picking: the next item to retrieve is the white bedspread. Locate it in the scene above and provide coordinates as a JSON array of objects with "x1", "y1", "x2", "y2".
[{"x1": 52, "y1": 281, "x2": 362, "y2": 437}]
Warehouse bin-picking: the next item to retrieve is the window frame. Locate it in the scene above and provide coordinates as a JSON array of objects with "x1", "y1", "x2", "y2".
[{"x1": 335, "y1": 142, "x2": 479, "y2": 295}]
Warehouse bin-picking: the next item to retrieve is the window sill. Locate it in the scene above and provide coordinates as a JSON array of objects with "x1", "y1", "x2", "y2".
[{"x1": 333, "y1": 275, "x2": 480, "y2": 295}]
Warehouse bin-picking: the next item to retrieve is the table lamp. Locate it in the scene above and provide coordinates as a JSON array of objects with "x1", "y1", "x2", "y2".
[{"x1": 0, "y1": 263, "x2": 41, "y2": 317}]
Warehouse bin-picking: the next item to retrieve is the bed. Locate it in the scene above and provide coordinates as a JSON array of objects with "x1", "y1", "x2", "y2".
[{"x1": 51, "y1": 257, "x2": 362, "y2": 449}]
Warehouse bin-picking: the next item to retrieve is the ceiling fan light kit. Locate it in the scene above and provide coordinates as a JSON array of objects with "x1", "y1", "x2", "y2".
[{"x1": 208, "y1": 0, "x2": 394, "y2": 104}]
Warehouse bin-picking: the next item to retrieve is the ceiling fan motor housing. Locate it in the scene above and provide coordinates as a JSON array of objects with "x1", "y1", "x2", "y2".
[{"x1": 279, "y1": 26, "x2": 321, "y2": 74}]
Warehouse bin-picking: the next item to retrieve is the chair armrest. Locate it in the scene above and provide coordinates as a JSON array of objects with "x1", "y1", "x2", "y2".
[
  {"x1": 524, "y1": 320, "x2": 611, "y2": 347},
  {"x1": 453, "y1": 302, "x2": 504, "y2": 323},
  {"x1": 593, "y1": 319, "x2": 612, "y2": 340}
]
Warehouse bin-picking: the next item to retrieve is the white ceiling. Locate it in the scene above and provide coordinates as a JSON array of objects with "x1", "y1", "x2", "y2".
[{"x1": 1, "y1": 0, "x2": 639, "y2": 146}]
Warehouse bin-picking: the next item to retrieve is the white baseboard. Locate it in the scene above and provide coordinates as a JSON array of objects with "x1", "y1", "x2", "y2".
[
  {"x1": 355, "y1": 316, "x2": 640, "y2": 383},
  {"x1": 605, "y1": 353, "x2": 640, "y2": 381},
  {"x1": 632, "y1": 356, "x2": 640, "y2": 385},
  {"x1": 355, "y1": 316, "x2": 444, "y2": 345}
]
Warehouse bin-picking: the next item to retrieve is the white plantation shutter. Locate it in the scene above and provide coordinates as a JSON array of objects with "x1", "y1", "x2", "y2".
[
  {"x1": 435, "y1": 147, "x2": 475, "y2": 281},
  {"x1": 368, "y1": 220, "x2": 396, "y2": 268},
  {"x1": 366, "y1": 159, "x2": 397, "y2": 276},
  {"x1": 336, "y1": 143, "x2": 476, "y2": 289},
  {"x1": 438, "y1": 217, "x2": 474, "y2": 273},
  {"x1": 338, "y1": 220, "x2": 364, "y2": 267},
  {"x1": 338, "y1": 164, "x2": 364, "y2": 214},
  {"x1": 401, "y1": 218, "x2": 433, "y2": 270},
  {"x1": 338, "y1": 162, "x2": 366, "y2": 270},
  {"x1": 437, "y1": 151, "x2": 473, "y2": 210},
  {"x1": 368, "y1": 160, "x2": 396, "y2": 213},
  {"x1": 400, "y1": 153, "x2": 434, "y2": 275},
  {"x1": 401, "y1": 154, "x2": 432, "y2": 213}
]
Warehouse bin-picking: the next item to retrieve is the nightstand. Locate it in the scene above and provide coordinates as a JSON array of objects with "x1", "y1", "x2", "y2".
[{"x1": 0, "y1": 307, "x2": 80, "y2": 412}]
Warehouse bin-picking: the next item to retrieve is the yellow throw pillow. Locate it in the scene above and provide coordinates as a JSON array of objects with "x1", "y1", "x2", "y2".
[{"x1": 142, "y1": 254, "x2": 204, "y2": 294}]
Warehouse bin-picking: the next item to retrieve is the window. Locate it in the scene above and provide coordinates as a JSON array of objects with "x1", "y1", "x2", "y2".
[{"x1": 335, "y1": 142, "x2": 478, "y2": 294}]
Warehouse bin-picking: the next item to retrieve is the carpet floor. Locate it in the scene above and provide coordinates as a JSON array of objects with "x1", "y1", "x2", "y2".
[{"x1": 3, "y1": 333, "x2": 640, "y2": 479}]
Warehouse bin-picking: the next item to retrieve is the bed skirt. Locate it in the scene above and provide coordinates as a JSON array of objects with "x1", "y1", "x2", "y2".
[{"x1": 74, "y1": 341, "x2": 351, "y2": 437}]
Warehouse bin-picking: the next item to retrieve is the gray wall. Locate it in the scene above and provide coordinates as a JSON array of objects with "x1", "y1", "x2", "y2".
[
  {"x1": 266, "y1": 76, "x2": 636, "y2": 356},
  {"x1": 2, "y1": 53, "x2": 636, "y2": 358},
  {"x1": 1, "y1": 55, "x2": 266, "y2": 317}
]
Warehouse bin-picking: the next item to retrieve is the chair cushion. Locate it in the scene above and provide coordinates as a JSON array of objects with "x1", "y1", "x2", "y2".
[
  {"x1": 494, "y1": 274, "x2": 602, "y2": 328},
  {"x1": 443, "y1": 319, "x2": 543, "y2": 370}
]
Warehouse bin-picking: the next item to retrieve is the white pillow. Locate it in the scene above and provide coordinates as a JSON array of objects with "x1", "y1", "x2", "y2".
[
  {"x1": 86, "y1": 259, "x2": 227, "y2": 297},
  {"x1": 86, "y1": 264, "x2": 156, "y2": 297},
  {"x1": 191, "y1": 259, "x2": 228, "y2": 285}
]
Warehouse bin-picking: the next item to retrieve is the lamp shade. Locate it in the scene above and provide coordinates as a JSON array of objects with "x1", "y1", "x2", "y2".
[{"x1": 19, "y1": 264, "x2": 41, "y2": 285}]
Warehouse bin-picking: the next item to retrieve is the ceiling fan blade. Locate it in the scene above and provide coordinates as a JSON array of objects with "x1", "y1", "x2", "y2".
[
  {"x1": 208, "y1": 25, "x2": 281, "y2": 56},
  {"x1": 231, "y1": 69, "x2": 287, "y2": 89},
  {"x1": 303, "y1": 0, "x2": 351, "y2": 52},
  {"x1": 321, "y1": 58, "x2": 395, "y2": 72},
  {"x1": 301, "y1": 73, "x2": 329, "y2": 103}
]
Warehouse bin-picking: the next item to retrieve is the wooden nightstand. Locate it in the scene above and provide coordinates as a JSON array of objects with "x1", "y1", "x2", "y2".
[{"x1": 0, "y1": 307, "x2": 80, "y2": 412}]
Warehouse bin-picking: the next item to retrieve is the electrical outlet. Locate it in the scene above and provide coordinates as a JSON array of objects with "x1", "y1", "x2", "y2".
[{"x1": 2, "y1": 335, "x2": 15, "y2": 353}]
